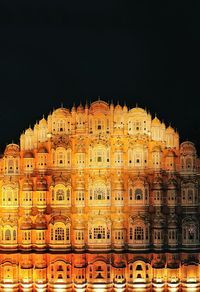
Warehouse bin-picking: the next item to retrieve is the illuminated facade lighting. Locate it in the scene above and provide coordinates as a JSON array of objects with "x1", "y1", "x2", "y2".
[{"x1": 0, "y1": 99, "x2": 199, "y2": 290}]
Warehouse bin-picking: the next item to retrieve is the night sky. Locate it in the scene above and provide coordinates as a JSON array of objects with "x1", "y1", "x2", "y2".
[{"x1": 0, "y1": 2, "x2": 200, "y2": 153}]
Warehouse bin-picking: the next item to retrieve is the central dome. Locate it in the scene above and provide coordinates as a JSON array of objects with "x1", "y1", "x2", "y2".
[
  {"x1": 129, "y1": 107, "x2": 146, "y2": 114},
  {"x1": 90, "y1": 100, "x2": 109, "y2": 113}
]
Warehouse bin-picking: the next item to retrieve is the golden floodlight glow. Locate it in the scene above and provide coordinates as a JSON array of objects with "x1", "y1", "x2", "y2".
[{"x1": 0, "y1": 99, "x2": 199, "y2": 290}]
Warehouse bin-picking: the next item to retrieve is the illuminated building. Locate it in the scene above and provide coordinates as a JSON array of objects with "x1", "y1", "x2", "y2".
[{"x1": 0, "y1": 99, "x2": 199, "y2": 291}]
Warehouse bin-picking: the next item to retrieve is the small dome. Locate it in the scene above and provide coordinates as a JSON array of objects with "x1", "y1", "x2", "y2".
[
  {"x1": 152, "y1": 116, "x2": 161, "y2": 126},
  {"x1": 90, "y1": 100, "x2": 109, "y2": 113},
  {"x1": 180, "y1": 141, "x2": 196, "y2": 155},
  {"x1": 52, "y1": 108, "x2": 70, "y2": 118},
  {"x1": 38, "y1": 147, "x2": 48, "y2": 154},
  {"x1": 114, "y1": 104, "x2": 122, "y2": 112},
  {"x1": 25, "y1": 128, "x2": 33, "y2": 135},
  {"x1": 114, "y1": 179, "x2": 124, "y2": 189},
  {"x1": 21, "y1": 262, "x2": 33, "y2": 269},
  {"x1": 52, "y1": 174, "x2": 69, "y2": 186},
  {"x1": 35, "y1": 261, "x2": 47, "y2": 269},
  {"x1": 34, "y1": 123, "x2": 39, "y2": 130},
  {"x1": 39, "y1": 117, "x2": 47, "y2": 126},
  {"x1": 77, "y1": 103, "x2": 84, "y2": 113},
  {"x1": 167, "y1": 177, "x2": 177, "y2": 187},
  {"x1": 24, "y1": 151, "x2": 34, "y2": 158},
  {"x1": 20, "y1": 216, "x2": 33, "y2": 230},
  {"x1": 161, "y1": 122, "x2": 166, "y2": 129},
  {"x1": 166, "y1": 126, "x2": 175, "y2": 133},
  {"x1": 153, "y1": 174, "x2": 163, "y2": 185},
  {"x1": 50, "y1": 215, "x2": 70, "y2": 225},
  {"x1": 123, "y1": 104, "x2": 128, "y2": 112},
  {"x1": 129, "y1": 107, "x2": 146, "y2": 114},
  {"x1": 35, "y1": 214, "x2": 47, "y2": 229},
  {"x1": 36, "y1": 177, "x2": 47, "y2": 190},
  {"x1": 4, "y1": 144, "x2": 19, "y2": 156},
  {"x1": 22, "y1": 179, "x2": 33, "y2": 191}
]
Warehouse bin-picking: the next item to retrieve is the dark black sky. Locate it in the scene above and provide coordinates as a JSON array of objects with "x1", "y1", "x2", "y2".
[{"x1": 0, "y1": 1, "x2": 200, "y2": 153}]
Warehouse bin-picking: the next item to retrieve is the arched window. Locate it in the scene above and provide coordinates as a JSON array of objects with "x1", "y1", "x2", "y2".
[
  {"x1": 181, "y1": 157, "x2": 185, "y2": 169},
  {"x1": 134, "y1": 226, "x2": 144, "y2": 240},
  {"x1": 129, "y1": 227, "x2": 133, "y2": 240},
  {"x1": 181, "y1": 184, "x2": 197, "y2": 205},
  {"x1": 55, "y1": 227, "x2": 64, "y2": 241},
  {"x1": 50, "y1": 222, "x2": 70, "y2": 243},
  {"x1": 13, "y1": 230, "x2": 16, "y2": 241},
  {"x1": 89, "y1": 145, "x2": 110, "y2": 167},
  {"x1": 94, "y1": 187, "x2": 106, "y2": 200},
  {"x1": 94, "y1": 226, "x2": 106, "y2": 239},
  {"x1": 129, "y1": 223, "x2": 149, "y2": 244},
  {"x1": 129, "y1": 188, "x2": 133, "y2": 200},
  {"x1": 183, "y1": 223, "x2": 198, "y2": 243},
  {"x1": 188, "y1": 189, "x2": 194, "y2": 202},
  {"x1": 135, "y1": 189, "x2": 143, "y2": 200},
  {"x1": 66, "y1": 189, "x2": 70, "y2": 201},
  {"x1": 54, "y1": 147, "x2": 71, "y2": 168},
  {"x1": 56, "y1": 189, "x2": 64, "y2": 201},
  {"x1": 5, "y1": 229, "x2": 11, "y2": 241},
  {"x1": 88, "y1": 222, "x2": 111, "y2": 242},
  {"x1": 114, "y1": 151, "x2": 123, "y2": 166},
  {"x1": 22, "y1": 231, "x2": 31, "y2": 241},
  {"x1": 186, "y1": 158, "x2": 192, "y2": 169},
  {"x1": 152, "y1": 152, "x2": 161, "y2": 168},
  {"x1": 89, "y1": 182, "x2": 110, "y2": 206},
  {"x1": 2, "y1": 186, "x2": 18, "y2": 206},
  {"x1": 58, "y1": 120, "x2": 65, "y2": 132},
  {"x1": 51, "y1": 184, "x2": 71, "y2": 205},
  {"x1": 8, "y1": 159, "x2": 14, "y2": 174}
]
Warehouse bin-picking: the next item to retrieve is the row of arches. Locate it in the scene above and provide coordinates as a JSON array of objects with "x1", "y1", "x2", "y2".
[
  {"x1": 1, "y1": 182, "x2": 199, "y2": 207},
  {"x1": 1, "y1": 256, "x2": 200, "y2": 286},
  {"x1": 0, "y1": 217, "x2": 199, "y2": 247},
  {"x1": 2, "y1": 143, "x2": 197, "y2": 174}
]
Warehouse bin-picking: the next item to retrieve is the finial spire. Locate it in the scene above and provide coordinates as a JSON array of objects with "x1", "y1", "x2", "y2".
[{"x1": 85, "y1": 98, "x2": 88, "y2": 108}]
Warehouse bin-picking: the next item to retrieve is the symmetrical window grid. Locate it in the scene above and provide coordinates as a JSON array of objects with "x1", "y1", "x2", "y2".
[
  {"x1": 114, "y1": 230, "x2": 124, "y2": 240},
  {"x1": 183, "y1": 224, "x2": 198, "y2": 242},
  {"x1": 2, "y1": 187, "x2": 18, "y2": 206},
  {"x1": 75, "y1": 231, "x2": 84, "y2": 241},
  {"x1": 36, "y1": 230, "x2": 45, "y2": 241},
  {"x1": 89, "y1": 185, "x2": 110, "y2": 202},
  {"x1": 3, "y1": 228, "x2": 17, "y2": 241},
  {"x1": 51, "y1": 226, "x2": 70, "y2": 242},
  {"x1": 129, "y1": 188, "x2": 146, "y2": 201},
  {"x1": 52, "y1": 186, "x2": 71, "y2": 203},
  {"x1": 89, "y1": 226, "x2": 110, "y2": 240}
]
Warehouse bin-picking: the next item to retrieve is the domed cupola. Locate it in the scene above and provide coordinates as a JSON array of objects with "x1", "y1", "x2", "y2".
[
  {"x1": 152, "y1": 116, "x2": 161, "y2": 126},
  {"x1": 23, "y1": 151, "x2": 34, "y2": 159},
  {"x1": 36, "y1": 177, "x2": 48, "y2": 191},
  {"x1": 35, "y1": 214, "x2": 47, "y2": 230},
  {"x1": 20, "y1": 216, "x2": 33, "y2": 230},
  {"x1": 38, "y1": 146, "x2": 48, "y2": 154},
  {"x1": 52, "y1": 108, "x2": 70, "y2": 118},
  {"x1": 22, "y1": 178, "x2": 33, "y2": 191},
  {"x1": 4, "y1": 144, "x2": 20, "y2": 157}
]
